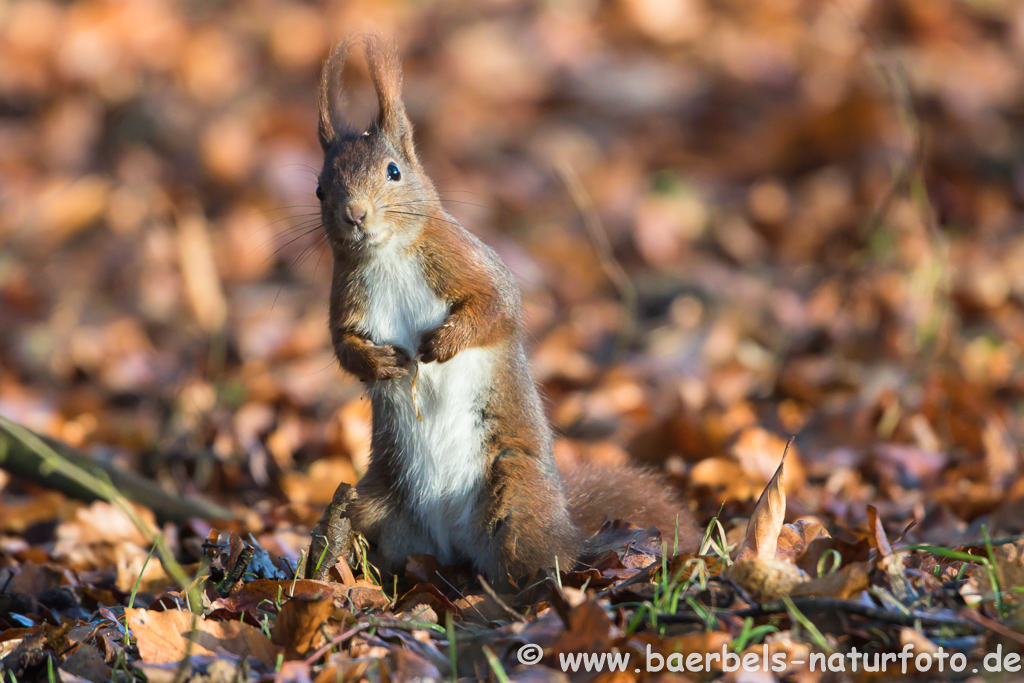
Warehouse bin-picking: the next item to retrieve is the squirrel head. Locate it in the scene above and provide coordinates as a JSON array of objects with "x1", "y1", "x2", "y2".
[{"x1": 316, "y1": 36, "x2": 439, "y2": 251}]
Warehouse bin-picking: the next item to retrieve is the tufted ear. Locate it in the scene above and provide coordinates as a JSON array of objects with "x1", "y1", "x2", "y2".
[
  {"x1": 318, "y1": 40, "x2": 352, "y2": 150},
  {"x1": 363, "y1": 35, "x2": 415, "y2": 159}
]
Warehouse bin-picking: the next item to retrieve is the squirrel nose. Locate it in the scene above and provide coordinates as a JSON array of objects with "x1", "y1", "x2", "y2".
[{"x1": 345, "y1": 201, "x2": 369, "y2": 227}]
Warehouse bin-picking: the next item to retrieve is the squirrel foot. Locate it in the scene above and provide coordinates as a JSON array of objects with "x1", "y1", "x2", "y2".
[{"x1": 304, "y1": 482, "x2": 359, "y2": 580}]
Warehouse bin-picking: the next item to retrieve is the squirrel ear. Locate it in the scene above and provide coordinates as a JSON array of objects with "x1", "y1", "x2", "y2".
[
  {"x1": 318, "y1": 40, "x2": 351, "y2": 150},
  {"x1": 364, "y1": 36, "x2": 415, "y2": 157}
]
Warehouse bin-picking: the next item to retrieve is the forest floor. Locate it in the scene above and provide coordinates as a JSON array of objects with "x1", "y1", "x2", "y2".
[{"x1": 3, "y1": 0, "x2": 1024, "y2": 681}]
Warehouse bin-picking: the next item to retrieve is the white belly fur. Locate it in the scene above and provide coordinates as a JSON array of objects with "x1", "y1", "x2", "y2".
[{"x1": 359, "y1": 250, "x2": 492, "y2": 565}]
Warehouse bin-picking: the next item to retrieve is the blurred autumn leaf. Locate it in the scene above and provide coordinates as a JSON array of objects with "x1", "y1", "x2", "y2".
[{"x1": 3, "y1": 0, "x2": 1024, "y2": 680}]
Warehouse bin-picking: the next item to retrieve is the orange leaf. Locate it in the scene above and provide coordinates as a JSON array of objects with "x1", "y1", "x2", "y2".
[
  {"x1": 126, "y1": 608, "x2": 281, "y2": 666},
  {"x1": 866, "y1": 505, "x2": 892, "y2": 559},
  {"x1": 272, "y1": 589, "x2": 335, "y2": 659},
  {"x1": 776, "y1": 519, "x2": 831, "y2": 564}
]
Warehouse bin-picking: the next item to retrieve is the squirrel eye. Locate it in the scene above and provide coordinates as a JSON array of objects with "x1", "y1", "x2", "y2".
[
  {"x1": 386, "y1": 162, "x2": 401, "y2": 182},
  {"x1": 315, "y1": 185, "x2": 325, "y2": 201}
]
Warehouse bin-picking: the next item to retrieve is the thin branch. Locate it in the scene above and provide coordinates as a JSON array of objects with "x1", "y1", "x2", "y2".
[
  {"x1": 0, "y1": 418, "x2": 232, "y2": 524},
  {"x1": 478, "y1": 576, "x2": 527, "y2": 623},
  {"x1": 652, "y1": 596, "x2": 983, "y2": 632},
  {"x1": 557, "y1": 162, "x2": 638, "y2": 353},
  {"x1": 0, "y1": 414, "x2": 205, "y2": 614}
]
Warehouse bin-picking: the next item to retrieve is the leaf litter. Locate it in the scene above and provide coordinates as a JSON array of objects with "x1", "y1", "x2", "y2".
[{"x1": 4, "y1": 0, "x2": 1024, "y2": 681}]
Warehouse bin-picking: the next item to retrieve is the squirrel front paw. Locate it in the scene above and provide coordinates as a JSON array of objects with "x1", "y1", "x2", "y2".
[
  {"x1": 350, "y1": 342, "x2": 411, "y2": 381},
  {"x1": 419, "y1": 320, "x2": 467, "y2": 364}
]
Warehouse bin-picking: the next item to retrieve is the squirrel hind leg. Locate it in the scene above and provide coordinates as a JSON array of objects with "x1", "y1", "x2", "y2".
[
  {"x1": 478, "y1": 449, "x2": 582, "y2": 585},
  {"x1": 563, "y1": 463, "x2": 701, "y2": 551}
]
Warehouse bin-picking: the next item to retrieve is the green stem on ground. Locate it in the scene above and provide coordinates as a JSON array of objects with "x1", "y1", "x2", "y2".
[{"x1": 0, "y1": 414, "x2": 205, "y2": 614}]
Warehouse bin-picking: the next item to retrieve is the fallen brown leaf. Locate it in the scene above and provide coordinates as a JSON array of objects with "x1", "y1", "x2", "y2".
[
  {"x1": 866, "y1": 505, "x2": 892, "y2": 559},
  {"x1": 734, "y1": 443, "x2": 789, "y2": 562},
  {"x1": 125, "y1": 608, "x2": 281, "y2": 666},
  {"x1": 552, "y1": 600, "x2": 613, "y2": 660},
  {"x1": 731, "y1": 427, "x2": 806, "y2": 494},
  {"x1": 775, "y1": 519, "x2": 831, "y2": 564},
  {"x1": 790, "y1": 562, "x2": 870, "y2": 600},
  {"x1": 271, "y1": 589, "x2": 334, "y2": 659},
  {"x1": 60, "y1": 643, "x2": 112, "y2": 682}
]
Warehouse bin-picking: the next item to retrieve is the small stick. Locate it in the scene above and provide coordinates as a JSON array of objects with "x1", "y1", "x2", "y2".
[
  {"x1": 653, "y1": 596, "x2": 982, "y2": 632},
  {"x1": 410, "y1": 360, "x2": 423, "y2": 421},
  {"x1": 478, "y1": 576, "x2": 527, "y2": 623}
]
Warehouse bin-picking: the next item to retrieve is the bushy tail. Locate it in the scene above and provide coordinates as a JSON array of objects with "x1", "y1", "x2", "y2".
[{"x1": 562, "y1": 463, "x2": 700, "y2": 549}]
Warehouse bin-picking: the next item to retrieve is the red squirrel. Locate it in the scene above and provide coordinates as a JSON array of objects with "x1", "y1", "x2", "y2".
[{"x1": 312, "y1": 36, "x2": 698, "y2": 584}]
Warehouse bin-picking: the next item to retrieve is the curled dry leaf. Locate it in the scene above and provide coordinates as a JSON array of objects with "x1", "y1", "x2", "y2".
[
  {"x1": 734, "y1": 444, "x2": 789, "y2": 563},
  {"x1": 865, "y1": 505, "x2": 892, "y2": 560},
  {"x1": 866, "y1": 505, "x2": 914, "y2": 601},
  {"x1": 328, "y1": 554, "x2": 357, "y2": 586},
  {"x1": 774, "y1": 519, "x2": 830, "y2": 565},
  {"x1": 726, "y1": 444, "x2": 811, "y2": 601}
]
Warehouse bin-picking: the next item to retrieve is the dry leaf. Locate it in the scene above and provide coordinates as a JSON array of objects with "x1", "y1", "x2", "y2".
[
  {"x1": 726, "y1": 557, "x2": 805, "y2": 602},
  {"x1": 731, "y1": 427, "x2": 806, "y2": 493},
  {"x1": 125, "y1": 608, "x2": 281, "y2": 666},
  {"x1": 60, "y1": 643, "x2": 112, "y2": 682},
  {"x1": 176, "y1": 212, "x2": 227, "y2": 333},
  {"x1": 734, "y1": 444, "x2": 789, "y2": 562},
  {"x1": 790, "y1": 562, "x2": 870, "y2": 600},
  {"x1": 865, "y1": 505, "x2": 892, "y2": 560},
  {"x1": 271, "y1": 589, "x2": 334, "y2": 659},
  {"x1": 775, "y1": 519, "x2": 830, "y2": 564},
  {"x1": 552, "y1": 601, "x2": 613, "y2": 659}
]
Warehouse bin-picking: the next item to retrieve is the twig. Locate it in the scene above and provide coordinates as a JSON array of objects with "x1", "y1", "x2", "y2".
[
  {"x1": 0, "y1": 417, "x2": 233, "y2": 524},
  {"x1": 961, "y1": 609, "x2": 1024, "y2": 646},
  {"x1": 557, "y1": 162, "x2": 638, "y2": 353},
  {"x1": 653, "y1": 596, "x2": 982, "y2": 632},
  {"x1": 478, "y1": 576, "x2": 526, "y2": 623},
  {"x1": 303, "y1": 624, "x2": 367, "y2": 665}
]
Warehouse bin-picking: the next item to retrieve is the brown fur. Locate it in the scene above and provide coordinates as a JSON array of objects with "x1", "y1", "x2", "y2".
[
  {"x1": 564, "y1": 464, "x2": 701, "y2": 545},
  {"x1": 315, "y1": 36, "x2": 697, "y2": 585},
  {"x1": 414, "y1": 218, "x2": 518, "y2": 362},
  {"x1": 480, "y1": 450, "x2": 580, "y2": 579}
]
